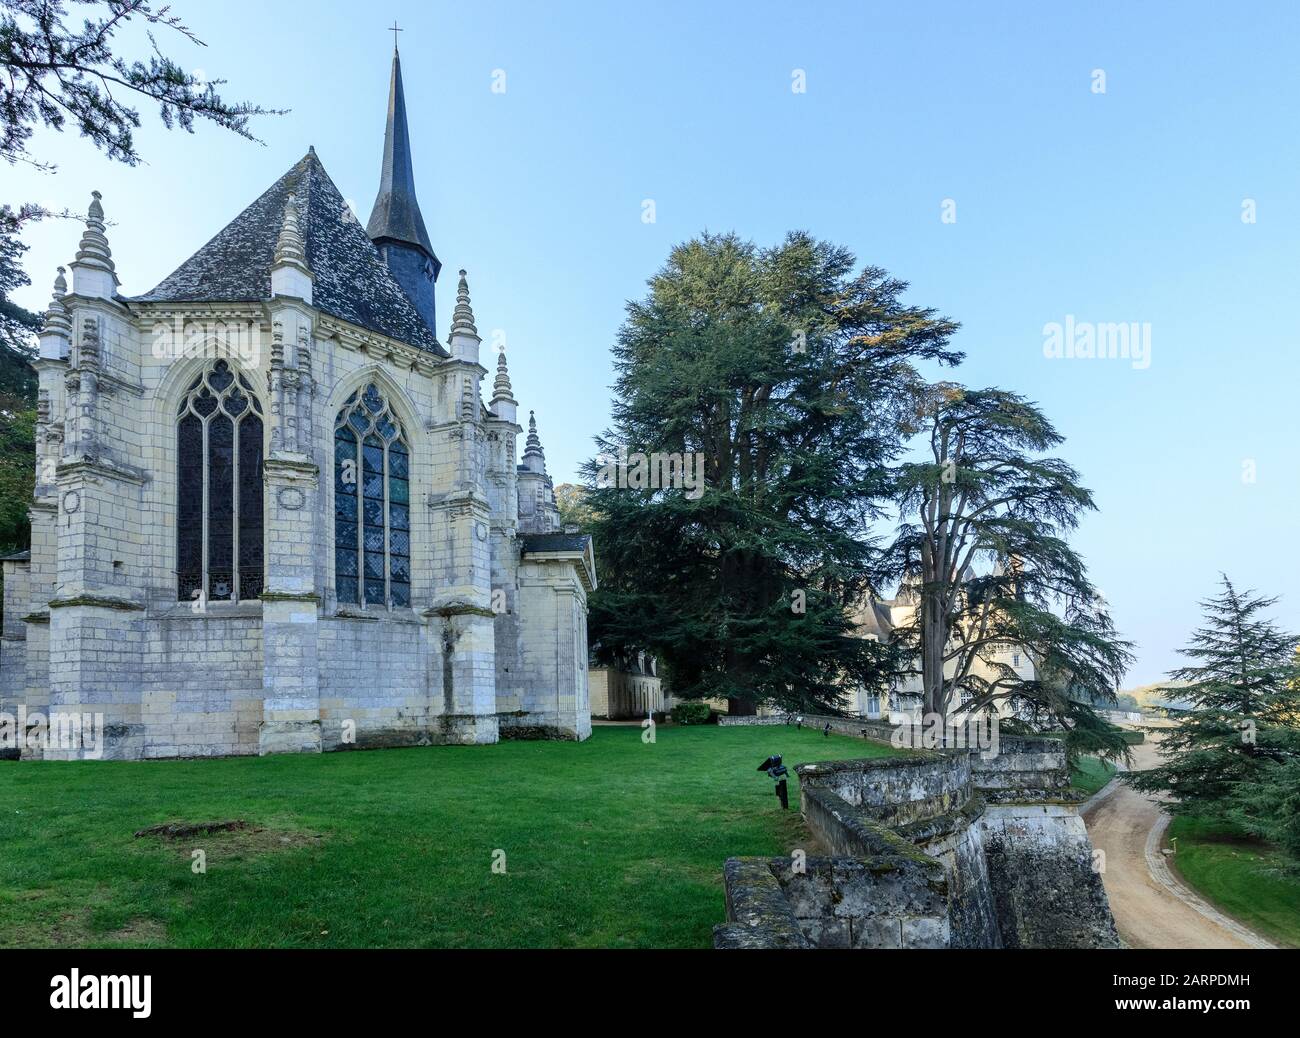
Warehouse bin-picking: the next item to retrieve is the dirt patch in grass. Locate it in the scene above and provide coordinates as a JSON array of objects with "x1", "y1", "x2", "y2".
[
  {"x1": 135, "y1": 819, "x2": 250, "y2": 839},
  {"x1": 135, "y1": 820, "x2": 327, "y2": 864},
  {"x1": 102, "y1": 917, "x2": 168, "y2": 944}
]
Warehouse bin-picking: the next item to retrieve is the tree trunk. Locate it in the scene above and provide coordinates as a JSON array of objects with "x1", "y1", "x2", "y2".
[
  {"x1": 922, "y1": 593, "x2": 947, "y2": 723},
  {"x1": 727, "y1": 697, "x2": 757, "y2": 717}
]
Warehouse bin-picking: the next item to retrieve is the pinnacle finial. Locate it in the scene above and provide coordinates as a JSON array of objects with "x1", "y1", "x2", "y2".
[
  {"x1": 72, "y1": 191, "x2": 117, "y2": 289},
  {"x1": 41, "y1": 266, "x2": 71, "y2": 338},
  {"x1": 450, "y1": 268, "x2": 479, "y2": 338},
  {"x1": 524, "y1": 410, "x2": 544, "y2": 458},
  {"x1": 492, "y1": 349, "x2": 515, "y2": 402},
  {"x1": 274, "y1": 193, "x2": 308, "y2": 271}
]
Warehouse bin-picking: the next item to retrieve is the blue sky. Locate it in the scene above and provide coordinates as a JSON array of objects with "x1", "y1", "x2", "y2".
[{"x1": 8, "y1": 0, "x2": 1299, "y2": 685}]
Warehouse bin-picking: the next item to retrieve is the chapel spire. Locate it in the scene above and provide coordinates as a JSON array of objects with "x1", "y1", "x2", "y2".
[{"x1": 366, "y1": 41, "x2": 440, "y2": 333}]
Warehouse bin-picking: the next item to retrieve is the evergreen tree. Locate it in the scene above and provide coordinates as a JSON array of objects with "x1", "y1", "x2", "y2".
[
  {"x1": 1127, "y1": 577, "x2": 1300, "y2": 820},
  {"x1": 888, "y1": 384, "x2": 1133, "y2": 747},
  {"x1": 1227, "y1": 755, "x2": 1300, "y2": 865},
  {"x1": 1, "y1": 0, "x2": 280, "y2": 169},
  {"x1": 584, "y1": 231, "x2": 959, "y2": 714},
  {"x1": 0, "y1": 203, "x2": 39, "y2": 626}
]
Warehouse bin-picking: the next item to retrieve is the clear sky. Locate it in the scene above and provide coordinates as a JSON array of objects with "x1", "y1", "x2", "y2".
[{"x1": 7, "y1": 0, "x2": 1299, "y2": 686}]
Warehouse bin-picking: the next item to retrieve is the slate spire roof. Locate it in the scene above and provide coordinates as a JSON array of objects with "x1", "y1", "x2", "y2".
[
  {"x1": 366, "y1": 47, "x2": 439, "y2": 273},
  {"x1": 134, "y1": 149, "x2": 446, "y2": 355}
]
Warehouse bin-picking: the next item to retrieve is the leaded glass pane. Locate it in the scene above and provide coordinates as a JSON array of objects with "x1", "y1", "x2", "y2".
[
  {"x1": 389, "y1": 442, "x2": 409, "y2": 479},
  {"x1": 334, "y1": 384, "x2": 413, "y2": 610},
  {"x1": 177, "y1": 413, "x2": 203, "y2": 600},
  {"x1": 207, "y1": 414, "x2": 234, "y2": 601},
  {"x1": 390, "y1": 555, "x2": 410, "y2": 584},
  {"x1": 208, "y1": 360, "x2": 233, "y2": 392},
  {"x1": 238, "y1": 415, "x2": 263, "y2": 600},
  {"x1": 176, "y1": 365, "x2": 265, "y2": 602},
  {"x1": 334, "y1": 426, "x2": 360, "y2": 604}
]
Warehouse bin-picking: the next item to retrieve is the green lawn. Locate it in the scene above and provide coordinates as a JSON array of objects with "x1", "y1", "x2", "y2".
[
  {"x1": 1069, "y1": 756, "x2": 1117, "y2": 798},
  {"x1": 1166, "y1": 816, "x2": 1300, "y2": 949},
  {"x1": 0, "y1": 724, "x2": 893, "y2": 949}
]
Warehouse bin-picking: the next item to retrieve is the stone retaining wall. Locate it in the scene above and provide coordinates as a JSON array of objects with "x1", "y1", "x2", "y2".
[{"x1": 717, "y1": 737, "x2": 1117, "y2": 949}]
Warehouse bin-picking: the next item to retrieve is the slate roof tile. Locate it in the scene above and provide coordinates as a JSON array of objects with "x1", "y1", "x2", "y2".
[{"x1": 133, "y1": 150, "x2": 446, "y2": 356}]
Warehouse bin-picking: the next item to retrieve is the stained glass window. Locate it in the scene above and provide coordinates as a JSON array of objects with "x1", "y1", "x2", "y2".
[
  {"x1": 176, "y1": 361, "x2": 264, "y2": 602},
  {"x1": 334, "y1": 384, "x2": 410, "y2": 608}
]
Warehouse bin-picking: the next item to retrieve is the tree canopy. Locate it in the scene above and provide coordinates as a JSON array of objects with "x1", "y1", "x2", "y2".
[
  {"x1": 2, "y1": 0, "x2": 280, "y2": 169},
  {"x1": 584, "y1": 230, "x2": 960, "y2": 714},
  {"x1": 887, "y1": 384, "x2": 1133, "y2": 753}
]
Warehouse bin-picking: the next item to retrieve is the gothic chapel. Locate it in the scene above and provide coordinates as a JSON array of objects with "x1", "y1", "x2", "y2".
[{"x1": 0, "y1": 48, "x2": 596, "y2": 759}]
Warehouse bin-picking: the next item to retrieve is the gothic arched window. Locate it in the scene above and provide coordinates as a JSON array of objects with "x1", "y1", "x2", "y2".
[
  {"x1": 334, "y1": 384, "x2": 410, "y2": 608},
  {"x1": 176, "y1": 360, "x2": 264, "y2": 603}
]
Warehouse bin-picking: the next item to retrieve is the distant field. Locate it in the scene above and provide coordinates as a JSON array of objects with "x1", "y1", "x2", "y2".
[
  {"x1": 0, "y1": 725, "x2": 894, "y2": 949},
  {"x1": 1167, "y1": 816, "x2": 1300, "y2": 949}
]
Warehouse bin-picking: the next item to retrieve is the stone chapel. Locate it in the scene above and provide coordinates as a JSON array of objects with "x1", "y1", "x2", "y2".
[{"x1": 0, "y1": 47, "x2": 597, "y2": 760}]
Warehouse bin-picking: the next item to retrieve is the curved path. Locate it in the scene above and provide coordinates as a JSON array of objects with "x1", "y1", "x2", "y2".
[{"x1": 1081, "y1": 739, "x2": 1274, "y2": 949}]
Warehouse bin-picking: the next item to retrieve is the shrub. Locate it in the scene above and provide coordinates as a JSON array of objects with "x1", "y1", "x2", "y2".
[{"x1": 670, "y1": 702, "x2": 712, "y2": 726}]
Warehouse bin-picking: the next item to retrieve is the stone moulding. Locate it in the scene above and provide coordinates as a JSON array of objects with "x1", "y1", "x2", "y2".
[
  {"x1": 258, "y1": 591, "x2": 321, "y2": 603},
  {"x1": 48, "y1": 594, "x2": 144, "y2": 611}
]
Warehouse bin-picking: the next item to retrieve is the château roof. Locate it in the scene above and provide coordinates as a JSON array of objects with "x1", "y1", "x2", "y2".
[{"x1": 134, "y1": 149, "x2": 447, "y2": 355}]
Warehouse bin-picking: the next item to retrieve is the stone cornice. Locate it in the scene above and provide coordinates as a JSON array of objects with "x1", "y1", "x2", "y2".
[
  {"x1": 259, "y1": 590, "x2": 321, "y2": 603},
  {"x1": 63, "y1": 293, "x2": 133, "y2": 319},
  {"x1": 316, "y1": 315, "x2": 444, "y2": 376},
  {"x1": 49, "y1": 594, "x2": 144, "y2": 611},
  {"x1": 58, "y1": 458, "x2": 148, "y2": 486},
  {"x1": 131, "y1": 301, "x2": 266, "y2": 324}
]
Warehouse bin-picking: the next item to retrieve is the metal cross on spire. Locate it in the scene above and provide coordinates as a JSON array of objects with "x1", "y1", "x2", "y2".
[{"x1": 389, "y1": 20, "x2": 402, "y2": 52}]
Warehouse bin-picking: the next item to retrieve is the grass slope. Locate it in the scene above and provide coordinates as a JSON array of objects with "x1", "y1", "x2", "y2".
[
  {"x1": 1069, "y1": 756, "x2": 1117, "y2": 798},
  {"x1": 1166, "y1": 816, "x2": 1300, "y2": 949},
  {"x1": 0, "y1": 724, "x2": 893, "y2": 949}
]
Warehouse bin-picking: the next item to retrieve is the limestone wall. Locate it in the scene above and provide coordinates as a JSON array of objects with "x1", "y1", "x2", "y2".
[
  {"x1": 588, "y1": 666, "x2": 663, "y2": 720},
  {"x1": 714, "y1": 855, "x2": 951, "y2": 950},
  {"x1": 0, "y1": 560, "x2": 29, "y2": 717},
  {"x1": 12, "y1": 262, "x2": 593, "y2": 757},
  {"x1": 719, "y1": 739, "x2": 1119, "y2": 949},
  {"x1": 979, "y1": 804, "x2": 1118, "y2": 948},
  {"x1": 797, "y1": 752, "x2": 972, "y2": 825}
]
